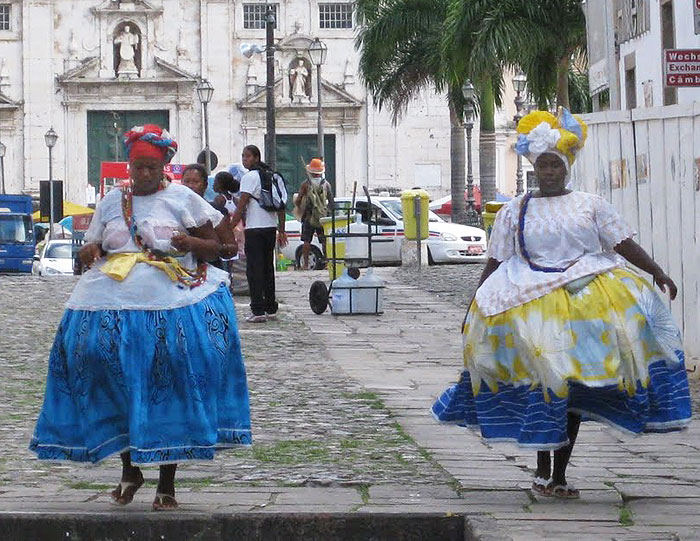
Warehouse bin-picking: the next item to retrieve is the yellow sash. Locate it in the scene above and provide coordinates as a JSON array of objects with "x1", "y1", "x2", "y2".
[{"x1": 100, "y1": 253, "x2": 196, "y2": 283}]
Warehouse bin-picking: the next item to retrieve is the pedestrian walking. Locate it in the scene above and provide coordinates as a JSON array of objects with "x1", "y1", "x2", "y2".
[
  {"x1": 230, "y1": 145, "x2": 288, "y2": 322},
  {"x1": 29, "y1": 125, "x2": 252, "y2": 510},
  {"x1": 293, "y1": 158, "x2": 334, "y2": 270},
  {"x1": 432, "y1": 109, "x2": 691, "y2": 500},
  {"x1": 182, "y1": 163, "x2": 239, "y2": 267},
  {"x1": 218, "y1": 164, "x2": 250, "y2": 296}
]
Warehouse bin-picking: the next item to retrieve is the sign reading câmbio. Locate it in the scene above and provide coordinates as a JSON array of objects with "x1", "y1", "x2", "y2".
[{"x1": 664, "y1": 49, "x2": 700, "y2": 87}]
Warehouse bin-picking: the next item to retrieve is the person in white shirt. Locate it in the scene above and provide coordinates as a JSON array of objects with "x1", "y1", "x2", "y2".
[{"x1": 230, "y1": 145, "x2": 288, "y2": 322}]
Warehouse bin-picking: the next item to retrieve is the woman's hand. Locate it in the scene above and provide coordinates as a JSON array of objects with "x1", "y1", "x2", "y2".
[
  {"x1": 78, "y1": 243, "x2": 103, "y2": 267},
  {"x1": 171, "y1": 233, "x2": 194, "y2": 253},
  {"x1": 653, "y1": 270, "x2": 678, "y2": 300},
  {"x1": 277, "y1": 231, "x2": 288, "y2": 248},
  {"x1": 220, "y1": 242, "x2": 238, "y2": 258}
]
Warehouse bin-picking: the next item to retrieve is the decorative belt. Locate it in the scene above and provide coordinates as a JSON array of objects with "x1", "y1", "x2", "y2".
[{"x1": 100, "y1": 252, "x2": 207, "y2": 288}]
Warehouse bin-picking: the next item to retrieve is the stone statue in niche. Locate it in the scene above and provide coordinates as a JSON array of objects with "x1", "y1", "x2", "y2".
[
  {"x1": 290, "y1": 59, "x2": 310, "y2": 102},
  {"x1": 114, "y1": 25, "x2": 140, "y2": 77}
]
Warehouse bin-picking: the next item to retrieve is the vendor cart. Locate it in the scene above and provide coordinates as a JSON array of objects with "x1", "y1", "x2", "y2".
[{"x1": 308, "y1": 187, "x2": 385, "y2": 315}]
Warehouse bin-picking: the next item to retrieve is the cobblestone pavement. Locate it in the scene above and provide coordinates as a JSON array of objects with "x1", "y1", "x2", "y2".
[
  {"x1": 0, "y1": 274, "x2": 453, "y2": 512},
  {"x1": 2, "y1": 268, "x2": 699, "y2": 540}
]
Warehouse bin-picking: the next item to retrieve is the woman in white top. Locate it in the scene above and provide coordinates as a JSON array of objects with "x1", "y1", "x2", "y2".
[
  {"x1": 29, "y1": 125, "x2": 252, "y2": 511},
  {"x1": 432, "y1": 110, "x2": 691, "y2": 500}
]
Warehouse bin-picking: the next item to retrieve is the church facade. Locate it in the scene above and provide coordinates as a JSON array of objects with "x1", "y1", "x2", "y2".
[{"x1": 0, "y1": 1, "x2": 523, "y2": 205}]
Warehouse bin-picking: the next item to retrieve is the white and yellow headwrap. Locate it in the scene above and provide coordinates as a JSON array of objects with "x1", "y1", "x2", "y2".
[{"x1": 515, "y1": 108, "x2": 588, "y2": 170}]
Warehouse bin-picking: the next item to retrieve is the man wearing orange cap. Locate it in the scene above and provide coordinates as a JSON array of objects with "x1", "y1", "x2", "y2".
[{"x1": 294, "y1": 157, "x2": 334, "y2": 270}]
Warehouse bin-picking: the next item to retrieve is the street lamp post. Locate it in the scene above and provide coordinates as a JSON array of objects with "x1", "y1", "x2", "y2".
[
  {"x1": 44, "y1": 127, "x2": 58, "y2": 239},
  {"x1": 0, "y1": 140, "x2": 6, "y2": 194},
  {"x1": 461, "y1": 80, "x2": 479, "y2": 227},
  {"x1": 512, "y1": 72, "x2": 527, "y2": 196},
  {"x1": 196, "y1": 78, "x2": 214, "y2": 175},
  {"x1": 265, "y1": 4, "x2": 276, "y2": 168},
  {"x1": 308, "y1": 38, "x2": 327, "y2": 159}
]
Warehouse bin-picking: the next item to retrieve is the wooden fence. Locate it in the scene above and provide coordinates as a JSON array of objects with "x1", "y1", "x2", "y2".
[{"x1": 572, "y1": 104, "x2": 700, "y2": 358}]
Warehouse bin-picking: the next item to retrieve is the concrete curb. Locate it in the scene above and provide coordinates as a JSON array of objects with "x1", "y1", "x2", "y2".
[{"x1": 0, "y1": 512, "x2": 484, "y2": 541}]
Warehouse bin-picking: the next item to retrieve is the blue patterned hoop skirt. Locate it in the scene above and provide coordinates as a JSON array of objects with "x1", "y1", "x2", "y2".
[{"x1": 29, "y1": 284, "x2": 252, "y2": 464}]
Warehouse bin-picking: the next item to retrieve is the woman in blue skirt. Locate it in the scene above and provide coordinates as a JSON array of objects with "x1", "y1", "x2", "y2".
[
  {"x1": 30, "y1": 125, "x2": 252, "y2": 510},
  {"x1": 432, "y1": 109, "x2": 691, "y2": 499}
]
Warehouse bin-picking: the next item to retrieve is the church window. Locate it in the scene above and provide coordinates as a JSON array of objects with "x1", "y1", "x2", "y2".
[
  {"x1": 243, "y1": 4, "x2": 278, "y2": 29},
  {"x1": 0, "y1": 5, "x2": 10, "y2": 31},
  {"x1": 319, "y1": 3, "x2": 353, "y2": 29}
]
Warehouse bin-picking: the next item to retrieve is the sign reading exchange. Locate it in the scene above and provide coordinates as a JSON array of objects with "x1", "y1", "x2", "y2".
[{"x1": 665, "y1": 49, "x2": 700, "y2": 87}]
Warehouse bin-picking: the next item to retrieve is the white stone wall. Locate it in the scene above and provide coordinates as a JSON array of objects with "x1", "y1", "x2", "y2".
[{"x1": 617, "y1": 0, "x2": 700, "y2": 110}]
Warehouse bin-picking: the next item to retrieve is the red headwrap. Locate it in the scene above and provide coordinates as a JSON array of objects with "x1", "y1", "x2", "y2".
[{"x1": 123, "y1": 124, "x2": 178, "y2": 163}]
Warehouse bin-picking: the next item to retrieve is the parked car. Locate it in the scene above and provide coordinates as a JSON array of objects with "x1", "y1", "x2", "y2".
[
  {"x1": 282, "y1": 196, "x2": 487, "y2": 269},
  {"x1": 32, "y1": 239, "x2": 75, "y2": 276}
]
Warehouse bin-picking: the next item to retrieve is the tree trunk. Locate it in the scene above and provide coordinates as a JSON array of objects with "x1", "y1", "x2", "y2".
[
  {"x1": 449, "y1": 103, "x2": 467, "y2": 224},
  {"x1": 479, "y1": 78, "x2": 497, "y2": 205},
  {"x1": 556, "y1": 54, "x2": 571, "y2": 110}
]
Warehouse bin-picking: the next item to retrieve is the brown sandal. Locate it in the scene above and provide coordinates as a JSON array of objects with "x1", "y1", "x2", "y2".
[
  {"x1": 110, "y1": 470, "x2": 144, "y2": 506},
  {"x1": 152, "y1": 493, "x2": 179, "y2": 511}
]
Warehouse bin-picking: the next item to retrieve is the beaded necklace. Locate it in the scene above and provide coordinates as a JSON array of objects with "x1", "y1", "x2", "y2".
[
  {"x1": 517, "y1": 192, "x2": 576, "y2": 274},
  {"x1": 121, "y1": 182, "x2": 208, "y2": 288}
]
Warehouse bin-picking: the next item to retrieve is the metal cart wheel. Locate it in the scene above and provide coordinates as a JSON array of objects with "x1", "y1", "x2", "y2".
[{"x1": 309, "y1": 280, "x2": 329, "y2": 314}]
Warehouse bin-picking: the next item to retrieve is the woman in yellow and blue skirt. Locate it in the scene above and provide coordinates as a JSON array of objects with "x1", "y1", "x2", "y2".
[{"x1": 432, "y1": 109, "x2": 691, "y2": 499}]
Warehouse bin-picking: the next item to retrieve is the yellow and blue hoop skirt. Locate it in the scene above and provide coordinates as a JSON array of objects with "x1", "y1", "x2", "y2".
[{"x1": 432, "y1": 269, "x2": 691, "y2": 450}]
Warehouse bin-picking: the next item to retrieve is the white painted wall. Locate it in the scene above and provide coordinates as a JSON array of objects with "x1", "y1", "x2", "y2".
[
  {"x1": 572, "y1": 105, "x2": 700, "y2": 357},
  {"x1": 617, "y1": 0, "x2": 700, "y2": 110}
]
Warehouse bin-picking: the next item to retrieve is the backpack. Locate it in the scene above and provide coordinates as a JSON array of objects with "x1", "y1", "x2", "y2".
[{"x1": 254, "y1": 169, "x2": 288, "y2": 212}]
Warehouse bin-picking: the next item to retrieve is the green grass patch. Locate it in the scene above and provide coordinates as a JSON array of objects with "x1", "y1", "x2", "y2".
[
  {"x1": 67, "y1": 482, "x2": 112, "y2": 491},
  {"x1": 179, "y1": 477, "x2": 216, "y2": 488},
  {"x1": 252, "y1": 440, "x2": 330, "y2": 465},
  {"x1": 340, "y1": 439, "x2": 361, "y2": 450},
  {"x1": 619, "y1": 504, "x2": 634, "y2": 526},
  {"x1": 341, "y1": 391, "x2": 385, "y2": 410},
  {"x1": 356, "y1": 484, "x2": 370, "y2": 505}
]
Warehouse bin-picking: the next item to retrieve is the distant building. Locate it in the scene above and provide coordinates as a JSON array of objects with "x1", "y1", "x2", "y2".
[
  {"x1": 585, "y1": 0, "x2": 700, "y2": 111},
  {"x1": 0, "y1": 0, "x2": 473, "y2": 205}
]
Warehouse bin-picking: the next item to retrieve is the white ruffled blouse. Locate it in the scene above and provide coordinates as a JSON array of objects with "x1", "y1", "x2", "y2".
[
  {"x1": 66, "y1": 183, "x2": 229, "y2": 311},
  {"x1": 476, "y1": 191, "x2": 634, "y2": 317}
]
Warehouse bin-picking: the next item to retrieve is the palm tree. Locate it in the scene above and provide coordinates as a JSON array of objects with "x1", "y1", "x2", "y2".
[
  {"x1": 355, "y1": 0, "x2": 470, "y2": 223},
  {"x1": 442, "y1": 0, "x2": 587, "y2": 200}
]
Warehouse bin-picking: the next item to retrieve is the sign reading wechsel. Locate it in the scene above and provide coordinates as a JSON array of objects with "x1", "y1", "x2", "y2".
[{"x1": 665, "y1": 49, "x2": 700, "y2": 87}]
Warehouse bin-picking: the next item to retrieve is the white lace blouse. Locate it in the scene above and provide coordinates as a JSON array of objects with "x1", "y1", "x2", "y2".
[
  {"x1": 66, "y1": 183, "x2": 229, "y2": 311},
  {"x1": 475, "y1": 191, "x2": 634, "y2": 317}
]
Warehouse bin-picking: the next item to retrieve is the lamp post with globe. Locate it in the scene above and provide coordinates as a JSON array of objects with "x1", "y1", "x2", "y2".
[
  {"x1": 196, "y1": 79, "x2": 214, "y2": 175},
  {"x1": 308, "y1": 38, "x2": 328, "y2": 159},
  {"x1": 461, "y1": 80, "x2": 480, "y2": 227},
  {"x1": 512, "y1": 72, "x2": 527, "y2": 195},
  {"x1": 44, "y1": 128, "x2": 59, "y2": 239}
]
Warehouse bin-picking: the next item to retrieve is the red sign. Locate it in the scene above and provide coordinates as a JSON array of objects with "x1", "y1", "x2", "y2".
[
  {"x1": 99, "y1": 162, "x2": 185, "y2": 198},
  {"x1": 72, "y1": 213, "x2": 93, "y2": 232},
  {"x1": 664, "y1": 49, "x2": 700, "y2": 87}
]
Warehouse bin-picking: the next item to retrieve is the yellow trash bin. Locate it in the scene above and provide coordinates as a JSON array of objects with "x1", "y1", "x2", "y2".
[
  {"x1": 400, "y1": 189, "x2": 430, "y2": 240},
  {"x1": 321, "y1": 213, "x2": 354, "y2": 281},
  {"x1": 482, "y1": 201, "x2": 506, "y2": 243}
]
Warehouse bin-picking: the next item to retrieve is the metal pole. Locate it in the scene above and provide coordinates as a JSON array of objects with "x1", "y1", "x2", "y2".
[
  {"x1": 48, "y1": 146, "x2": 54, "y2": 240},
  {"x1": 514, "y1": 90, "x2": 525, "y2": 196},
  {"x1": 515, "y1": 153, "x2": 524, "y2": 196},
  {"x1": 414, "y1": 194, "x2": 421, "y2": 271},
  {"x1": 465, "y1": 120, "x2": 478, "y2": 226},
  {"x1": 0, "y1": 156, "x2": 4, "y2": 194},
  {"x1": 265, "y1": 5, "x2": 276, "y2": 168},
  {"x1": 203, "y1": 101, "x2": 211, "y2": 175},
  {"x1": 317, "y1": 63, "x2": 324, "y2": 159}
]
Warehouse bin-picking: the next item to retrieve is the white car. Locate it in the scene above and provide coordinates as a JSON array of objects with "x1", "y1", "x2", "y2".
[
  {"x1": 282, "y1": 196, "x2": 487, "y2": 268},
  {"x1": 32, "y1": 239, "x2": 75, "y2": 276}
]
